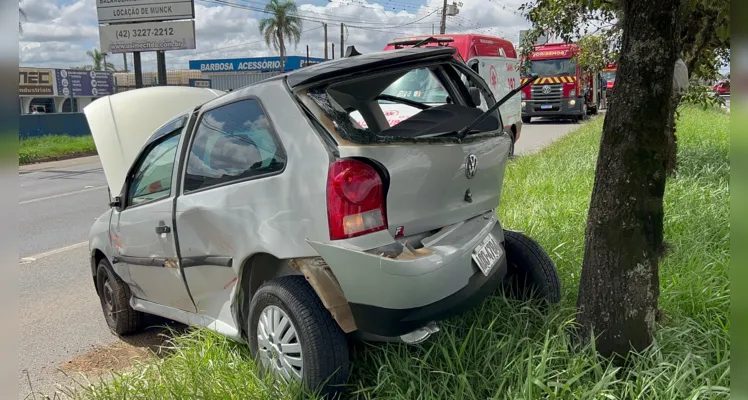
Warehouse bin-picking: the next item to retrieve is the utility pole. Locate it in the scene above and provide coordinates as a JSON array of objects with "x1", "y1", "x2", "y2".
[
  {"x1": 332, "y1": 43, "x2": 335, "y2": 59},
  {"x1": 440, "y1": 0, "x2": 447, "y2": 34},
  {"x1": 323, "y1": 23, "x2": 328, "y2": 60},
  {"x1": 340, "y1": 23, "x2": 344, "y2": 58},
  {"x1": 156, "y1": 51, "x2": 167, "y2": 86},
  {"x1": 133, "y1": 51, "x2": 143, "y2": 88},
  {"x1": 123, "y1": 53, "x2": 128, "y2": 72}
]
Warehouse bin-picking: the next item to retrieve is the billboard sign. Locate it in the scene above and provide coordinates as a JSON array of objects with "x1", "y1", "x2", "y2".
[
  {"x1": 99, "y1": 20, "x2": 196, "y2": 54},
  {"x1": 96, "y1": 0, "x2": 194, "y2": 23},
  {"x1": 19, "y1": 68, "x2": 57, "y2": 96},
  {"x1": 189, "y1": 78, "x2": 212, "y2": 88},
  {"x1": 188, "y1": 56, "x2": 326, "y2": 73},
  {"x1": 56, "y1": 69, "x2": 115, "y2": 97}
]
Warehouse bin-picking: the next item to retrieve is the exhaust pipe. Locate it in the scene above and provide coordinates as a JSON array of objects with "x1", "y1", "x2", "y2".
[
  {"x1": 352, "y1": 321, "x2": 440, "y2": 344},
  {"x1": 399, "y1": 322, "x2": 440, "y2": 344}
]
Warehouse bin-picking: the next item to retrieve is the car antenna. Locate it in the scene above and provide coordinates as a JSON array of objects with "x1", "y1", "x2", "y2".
[
  {"x1": 345, "y1": 45, "x2": 362, "y2": 57},
  {"x1": 457, "y1": 73, "x2": 539, "y2": 139}
]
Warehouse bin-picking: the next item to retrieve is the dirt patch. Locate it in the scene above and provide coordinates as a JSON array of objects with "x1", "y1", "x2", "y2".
[
  {"x1": 60, "y1": 342, "x2": 152, "y2": 377},
  {"x1": 59, "y1": 325, "x2": 185, "y2": 377}
]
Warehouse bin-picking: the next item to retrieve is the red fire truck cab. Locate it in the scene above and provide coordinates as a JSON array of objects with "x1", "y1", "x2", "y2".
[
  {"x1": 602, "y1": 62, "x2": 617, "y2": 90},
  {"x1": 520, "y1": 42, "x2": 599, "y2": 123}
]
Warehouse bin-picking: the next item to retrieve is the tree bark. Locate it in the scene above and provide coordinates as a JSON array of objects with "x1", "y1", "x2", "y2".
[
  {"x1": 278, "y1": 31, "x2": 286, "y2": 72},
  {"x1": 576, "y1": 0, "x2": 682, "y2": 358}
]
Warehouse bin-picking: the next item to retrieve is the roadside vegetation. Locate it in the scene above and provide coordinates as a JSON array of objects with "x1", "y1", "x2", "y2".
[
  {"x1": 63, "y1": 106, "x2": 729, "y2": 399},
  {"x1": 19, "y1": 135, "x2": 96, "y2": 165}
]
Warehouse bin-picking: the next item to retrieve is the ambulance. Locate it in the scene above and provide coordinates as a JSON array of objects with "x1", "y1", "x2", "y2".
[{"x1": 350, "y1": 34, "x2": 523, "y2": 155}]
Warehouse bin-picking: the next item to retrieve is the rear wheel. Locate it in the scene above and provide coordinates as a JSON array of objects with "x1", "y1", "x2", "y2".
[
  {"x1": 522, "y1": 116, "x2": 531, "y2": 124},
  {"x1": 501, "y1": 230, "x2": 561, "y2": 303},
  {"x1": 96, "y1": 259, "x2": 144, "y2": 335},
  {"x1": 249, "y1": 275, "x2": 350, "y2": 398}
]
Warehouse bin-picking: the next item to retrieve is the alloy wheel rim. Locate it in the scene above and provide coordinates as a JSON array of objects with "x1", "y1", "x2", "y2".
[{"x1": 257, "y1": 305, "x2": 303, "y2": 382}]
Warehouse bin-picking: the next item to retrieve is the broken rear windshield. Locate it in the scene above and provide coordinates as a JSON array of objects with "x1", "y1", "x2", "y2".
[{"x1": 303, "y1": 62, "x2": 502, "y2": 145}]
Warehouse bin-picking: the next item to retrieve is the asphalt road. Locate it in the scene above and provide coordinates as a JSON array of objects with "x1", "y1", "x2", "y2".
[{"x1": 17, "y1": 118, "x2": 582, "y2": 399}]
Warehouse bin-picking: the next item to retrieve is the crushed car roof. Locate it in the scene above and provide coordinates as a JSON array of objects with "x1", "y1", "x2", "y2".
[{"x1": 285, "y1": 47, "x2": 457, "y2": 88}]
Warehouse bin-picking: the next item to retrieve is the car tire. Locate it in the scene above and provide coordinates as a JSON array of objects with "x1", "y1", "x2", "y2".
[
  {"x1": 501, "y1": 230, "x2": 561, "y2": 304},
  {"x1": 522, "y1": 116, "x2": 531, "y2": 124},
  {"x1": 96, "y1": 259, "x2": 144, "y2": 335},
  {"x1": 508, "y1": 132, "x2": 516, "y2": 158},
  {"x1": 248, "y1": 275, "x2": 350, "y2": 398}
]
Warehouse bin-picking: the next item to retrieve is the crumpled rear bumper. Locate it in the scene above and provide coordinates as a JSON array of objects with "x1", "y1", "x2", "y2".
[{"x1": 307, "y1": 211, "x2": 507, "y2": 337}]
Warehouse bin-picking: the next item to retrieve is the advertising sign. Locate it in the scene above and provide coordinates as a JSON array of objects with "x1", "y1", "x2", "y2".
[
  {"x1": 97, "y1": 0, "x2": 194, "y2": 23},
  {"x1": 188, "y1": 56, "x2": 325, "y2": 73},
  {"x1": 99, "y1": 20, "x2": 196, "y2": 54},
  {"x1": 55, "y1": 69, "x2": 115, "y2": 97},
  {"x1": 19, "y1": 68, "x2": 57, "y2": 96},
  {"x1": 189, "y1": 78, "x2": 212, "y2": 88}
]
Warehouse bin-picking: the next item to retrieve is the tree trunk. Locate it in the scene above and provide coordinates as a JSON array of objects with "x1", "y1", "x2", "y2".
[
  {"x1": 576, "y1": 0, "x2": 682, "y2": 359},
  {"x1": 278, "y1": 31, "x2": 286, "y2": 72}
]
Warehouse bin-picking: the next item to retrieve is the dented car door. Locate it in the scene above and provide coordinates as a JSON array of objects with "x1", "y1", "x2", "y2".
[{"x1": 111, "y1": 120, "x2": 196, "y2": 312}]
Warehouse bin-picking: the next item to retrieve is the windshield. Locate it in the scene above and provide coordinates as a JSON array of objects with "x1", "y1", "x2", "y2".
[
  {"x1": 602, "y1": 70, "x2": 616, "y2": 83},
  {"x1": 524, "y1": 58, "x2": 576, "y2": 77},
  {"x1": 380, "y1": 68, "x2": 449, "y2": 104}
]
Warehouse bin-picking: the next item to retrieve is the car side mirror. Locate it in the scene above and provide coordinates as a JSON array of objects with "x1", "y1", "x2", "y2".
[{"x1": 469, "y1": 87, "x2": 482, "y2": 107}]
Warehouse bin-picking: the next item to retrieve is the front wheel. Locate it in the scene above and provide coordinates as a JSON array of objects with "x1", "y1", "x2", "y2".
[
  {"x1": 501, "y1": 230, "x2": 561, "y2": 303},
  {"x1": 249, "y1": 275, "x2": 350, "y2": 398},
  {"x1": 96, "y1": 259, "x2": 144, "y2": 335}
]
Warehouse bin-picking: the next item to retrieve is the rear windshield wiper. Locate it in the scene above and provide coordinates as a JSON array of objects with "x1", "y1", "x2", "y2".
[{"x1": 457, "y1": 73, "x2": 539, "y2": 139}]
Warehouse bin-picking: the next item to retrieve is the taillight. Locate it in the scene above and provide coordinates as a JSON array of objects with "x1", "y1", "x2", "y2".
[{"x1": 327, "y1": 158, "x2": 387, "y2": 240}]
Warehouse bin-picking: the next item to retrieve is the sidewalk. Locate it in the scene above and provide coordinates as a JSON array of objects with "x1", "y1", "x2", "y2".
[{"x1": 18, "y1": 155, "x2": 101, "y2": 174}]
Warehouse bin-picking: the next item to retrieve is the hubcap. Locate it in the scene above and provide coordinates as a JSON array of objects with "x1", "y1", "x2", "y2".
[{"x1": 257, "y1": 305, "x2": 303, "y2": 381}]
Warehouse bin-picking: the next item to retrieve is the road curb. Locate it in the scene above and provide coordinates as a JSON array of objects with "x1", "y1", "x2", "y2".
[{"x1": 19, "y1": 155, "x2": 101, "y2": 174}]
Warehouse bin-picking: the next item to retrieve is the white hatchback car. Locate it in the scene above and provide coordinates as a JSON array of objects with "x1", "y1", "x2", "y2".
[{"x1": 85, "y1": 46, "x2": 559, "y2": 397}]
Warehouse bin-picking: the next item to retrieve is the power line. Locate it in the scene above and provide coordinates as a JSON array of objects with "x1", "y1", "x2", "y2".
[{"x1": 168, "y1": 25, "x2": 325, "y2": 60}]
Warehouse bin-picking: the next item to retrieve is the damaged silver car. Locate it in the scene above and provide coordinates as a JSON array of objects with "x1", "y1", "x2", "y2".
[{"x1": 84, "y1": 46, "x2": 559, "y2": 397}]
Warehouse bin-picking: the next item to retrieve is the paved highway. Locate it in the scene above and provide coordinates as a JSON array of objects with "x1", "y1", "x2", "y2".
[{"x1": 17, "y1": 119, "x2": 582, "y2": 399}]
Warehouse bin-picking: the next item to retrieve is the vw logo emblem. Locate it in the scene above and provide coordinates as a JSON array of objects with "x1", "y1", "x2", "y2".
[
  {"x1": 542, "y1": 85, "x2": 552, "y2": 94},
  {"x1": 466, "y1": 154, "x2": 478, "y2": 179}
]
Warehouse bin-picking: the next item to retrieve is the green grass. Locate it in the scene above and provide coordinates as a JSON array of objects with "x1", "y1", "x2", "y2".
[
  {"x1": 68, "y1": 106, "x2": 729, "y2": 399},
  {"x1": 19, "y1": 135, "x2": 96, "y2": 165}
]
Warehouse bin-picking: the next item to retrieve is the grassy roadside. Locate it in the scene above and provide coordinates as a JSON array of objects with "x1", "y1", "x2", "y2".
[
  {"x1": 67, "y1": 106, "x2": 729, "y2": 399},
  {"x1": 19, "y1": 135, "x2": 96, "y2": 165}
]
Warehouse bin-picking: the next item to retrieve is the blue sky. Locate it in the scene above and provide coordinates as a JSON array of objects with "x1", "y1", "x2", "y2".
[{"x1": 19, "y1": 0, "x2": 530, "y2": 71}]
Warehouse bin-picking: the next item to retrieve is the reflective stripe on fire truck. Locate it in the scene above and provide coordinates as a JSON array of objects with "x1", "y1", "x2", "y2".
[{"x1": 521, "y1": 76, "x2": 577, "y2": 84}]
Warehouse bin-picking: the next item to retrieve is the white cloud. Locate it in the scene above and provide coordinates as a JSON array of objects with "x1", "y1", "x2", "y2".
[{"x1": 19, "y1": 0, "x2": 531, "y2": 71}]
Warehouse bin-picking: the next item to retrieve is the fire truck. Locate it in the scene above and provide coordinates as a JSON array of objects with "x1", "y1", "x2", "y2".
[
  {"x1": 602, "y1": 62, "x2": 617, "y2": 90},
  {"x1": 520, "y1": 42, "x2": 601, "y2": 123}
]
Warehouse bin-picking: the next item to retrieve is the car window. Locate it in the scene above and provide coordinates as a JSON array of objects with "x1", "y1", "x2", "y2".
[
  {"x1": 127, "y1": 134, "x2": 180, "y2": 207},
  {"x1": 380, "y1": 68, "x2": 449, "y2": 105},
  {"x1": 184, "y1": 99, "x2": 286, "y2": 193}
]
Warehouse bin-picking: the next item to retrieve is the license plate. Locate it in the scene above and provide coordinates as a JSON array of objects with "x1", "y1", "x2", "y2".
[
  {"x1": 472, "y1": 234, "x2": 503, "y2": 276},
  {"x1": 541, "y1": 104, "x2": 552, "y2": 110}
]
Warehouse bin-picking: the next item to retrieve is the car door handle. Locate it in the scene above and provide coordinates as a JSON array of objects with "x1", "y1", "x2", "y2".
[{"x1": 155, "y1": 225, "x2": 171, "y2": 234}]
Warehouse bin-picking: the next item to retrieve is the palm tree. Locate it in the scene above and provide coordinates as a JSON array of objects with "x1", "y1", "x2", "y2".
[
  {"x1": 19, "y1": 1, "x2": 27, "y2": 34},
  {"x1": 85, "y1": 49, "x2": 116, "y2": 71},
  {"x1": 258, "y1": 0, "x2": 302, "y2": 72}
]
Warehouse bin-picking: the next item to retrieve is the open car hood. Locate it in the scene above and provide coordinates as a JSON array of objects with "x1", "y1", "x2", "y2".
[{"x1": 83, "y1": 86, "x2": 225, "y2": 195}]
